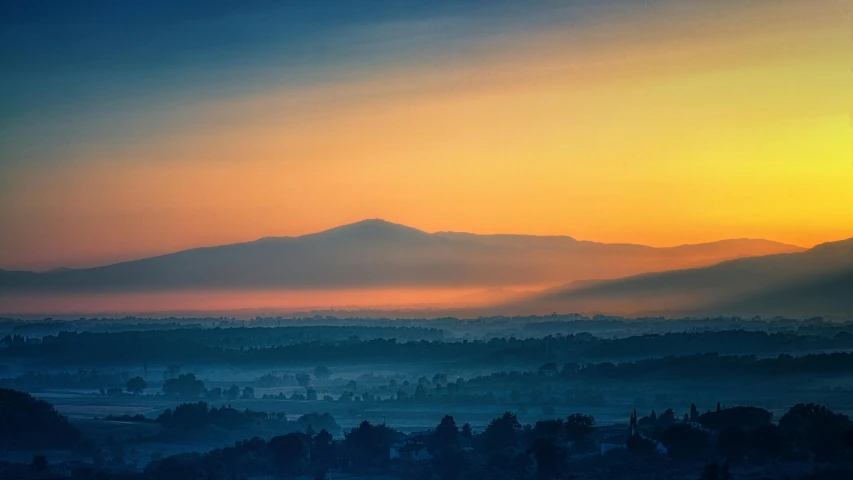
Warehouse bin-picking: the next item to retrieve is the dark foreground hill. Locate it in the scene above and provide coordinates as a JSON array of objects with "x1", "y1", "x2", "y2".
[{"x1": 0, "y1": 388, "x2": 81, "y2": 450}]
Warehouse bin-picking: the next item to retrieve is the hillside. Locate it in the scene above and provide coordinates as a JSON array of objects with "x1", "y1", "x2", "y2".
[{"x1": 518, "y1": 238, "x2": 853, "y2": 317}]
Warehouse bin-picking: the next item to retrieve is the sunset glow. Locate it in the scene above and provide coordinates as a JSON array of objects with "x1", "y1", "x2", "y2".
[{"x1": 2, "y1": 0, "x2": 851, "y2": 273}]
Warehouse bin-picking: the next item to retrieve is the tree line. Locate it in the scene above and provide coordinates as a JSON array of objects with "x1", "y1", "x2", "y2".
[
  {"x1": 3, "y1": 386, "x2": 853, "y2": 480},
  {"x1": 4, "y1": 328, "x2": 853, "y2": 367}
]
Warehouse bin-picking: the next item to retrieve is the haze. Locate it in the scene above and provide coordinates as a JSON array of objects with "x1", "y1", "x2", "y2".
[{"x1": 4, "y1": 3, "x2": 853, "y2": 480}]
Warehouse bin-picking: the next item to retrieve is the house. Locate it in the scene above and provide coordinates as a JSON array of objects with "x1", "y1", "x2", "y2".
[
  {"x1": 52, "y1": 460, "x2": 89, "y2": 478},
  {"x1": 390, "y1": 441, "x2": 431, "y2": 462},
  {"x1": 390, "y1": 430, "x2": 433, "y2": 462},
  {"x1": 600, "y1": 442, "x2": 627, "y2": 455}
]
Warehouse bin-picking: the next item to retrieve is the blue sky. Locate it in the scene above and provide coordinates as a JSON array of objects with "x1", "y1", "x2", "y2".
[{"x1": 1, "y1": 0, "x2": 601, "y2": 168}]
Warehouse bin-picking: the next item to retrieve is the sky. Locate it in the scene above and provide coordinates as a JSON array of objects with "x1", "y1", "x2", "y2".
[{"x1": 1, "y1": 0, "x2": 852, "y2": 271}]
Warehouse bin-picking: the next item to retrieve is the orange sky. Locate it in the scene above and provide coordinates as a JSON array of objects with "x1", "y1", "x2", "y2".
[{"x1": 1, "y1": 0, "x2": 851, "y2": 271}]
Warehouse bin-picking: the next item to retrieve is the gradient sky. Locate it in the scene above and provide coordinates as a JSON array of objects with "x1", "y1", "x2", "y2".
[{"x1": 2, "y1": 0, "x2": 851, "y2": 271}]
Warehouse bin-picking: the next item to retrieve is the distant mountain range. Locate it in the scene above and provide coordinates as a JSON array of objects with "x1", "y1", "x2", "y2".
[
  {"x1": 518, "y1": 237, "x2": 853, "y2": 317},
  {"x1": 0, "y1": 219, "x2": 803, "y2": 293}
]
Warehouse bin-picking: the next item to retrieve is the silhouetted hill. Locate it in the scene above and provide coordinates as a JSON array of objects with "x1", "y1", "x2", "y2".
[
  {"x1": 520, "y1": 238, "x2": 853, "y2": 317},
  {"x1": 723, "y1": 267, "x2": 853, "y2": 316},
  {"x1": 0, "y1": 219, "x2": 803, "y2": 293},
  {"x1": 0, "y1": 388, "x2": 81, "y2": 450}
]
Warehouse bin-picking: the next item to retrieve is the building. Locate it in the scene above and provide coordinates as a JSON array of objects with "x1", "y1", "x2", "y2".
[{"x1": 390, "y1": 430, "x2": 433, "y2": 462}]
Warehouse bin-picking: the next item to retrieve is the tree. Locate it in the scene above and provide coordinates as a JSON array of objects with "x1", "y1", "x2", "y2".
[
  {"x1": 483, "y1": 412, "x2": 521, "y2": 451},
  {"x1": 337, "y1": 392, "x2": 353, "y2": 402},
  {"x1": 144, "y1": 454, "x2": 207, "y2": 480},
  {"x1": 312, "y1": 429, "x2": 335, "y2": 479},
  {"x1": 629, "y1": 408, "x2": 638, "y2": 436},
  {"x1": 511, "y1": 451, "x2": 536, "y2": 480},
  {"x1": 699, "y1": 461, "x2": 731, "y2": 480},
  {"x1": 306, "y1": 388, "x2": 318, "y2": 401},
  {"x1": 126, "y1": 376, "x2": 147, "y2": 395},
  {"x1": 627, "y1": 435, "x2": 656, "y2": 455},
  {"x1": 269, "y1": 432, "x2": 311, "y2": 477},
  {"x1": 658, "y1": 408, "x2": 676, "y2": 427},
  {"x1": 699, "y1": 406, "x2": 772, "y2": 430},
  {"x1": 159, "y1": 402, "x2": 210, "y2": 430},
  {"x1": 314, "y1": 366, "x2": 331, "y2": 380},
  {"x1": 531, "y1": 419, "x2": 564, "y2": 442},
  {"x1": 297, "y1": 413, "x2": 341, "y2": 436},
  {"x1": 430, "y1": 415, "x2": 460, "y2": 452},
  {"x1": 30, "y1": 455, "x2": 48, "y2": 472},
  {"x1": 432, "y1": 445, "x2": 470, "y2": 480},
  {"x1": 296, "y1": 373, "x2": 311, "y2": 388},
  {"x1": 163, "y1": 364, "x2": 181, "y2": 380},
  {"x1": 532, "y1": 437, "x2": 568, "y2": 480},
  {"x1": 162, "y1": 374, "x2": 205, "y2": 398},
  {"x1": 749, "y1": 424, "x2": 788, "y2": 461},
  {"x1": 690, "y1": 403, "x2": 700, "y2": 422},
  {"x1": 225, "y1": 384, "x2": 240, "y2": 401},
  {"x1": 342, "y1": 421, "x2": 395, "y2": 472},
  {"x1": 242, "y1": 386, "x2": 255, "y2": 399},
  {"x1": 779, "y1": 403, "x2": 851, "y2": 460},
  {"x1": 461, "y1": 422, "x2": 473, "y2": 439},
  {"x1": 661, "y1": 424, "x2": 710, "y2": 459},
  {"x1": 565, "y1": 413, "x2": 595, "y2": 442},
  {"x1": 717, "y1": 426, "x2": 747, "y2": 463},
  {"x1": 414, "y1": 384, "x2": 429, "y2": 402}
]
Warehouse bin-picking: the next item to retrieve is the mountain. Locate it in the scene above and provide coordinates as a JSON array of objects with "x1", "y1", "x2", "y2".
[
  {"x1": 519, "y1": 238, "x2": 853, "y2": 317},
  {"x1": 0, "y1": 219, "x2": 804, "y2": 294}
]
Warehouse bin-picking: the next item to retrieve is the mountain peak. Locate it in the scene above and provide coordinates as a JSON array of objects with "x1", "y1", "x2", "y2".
[
  {"x1": 307, "y1": 219, "x2": 430, "y2": 241},
  {"x1": 346, "y1": 218, "x2": 402, "y2": 228}
]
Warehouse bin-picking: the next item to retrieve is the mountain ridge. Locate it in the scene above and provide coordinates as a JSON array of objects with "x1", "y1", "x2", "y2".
[
  {"x1": 0, "y1": 219, "x2": 806, "y2": 294},
  {"x1": 516, "y1": 236, "x2": 853, "y2": 317}
]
